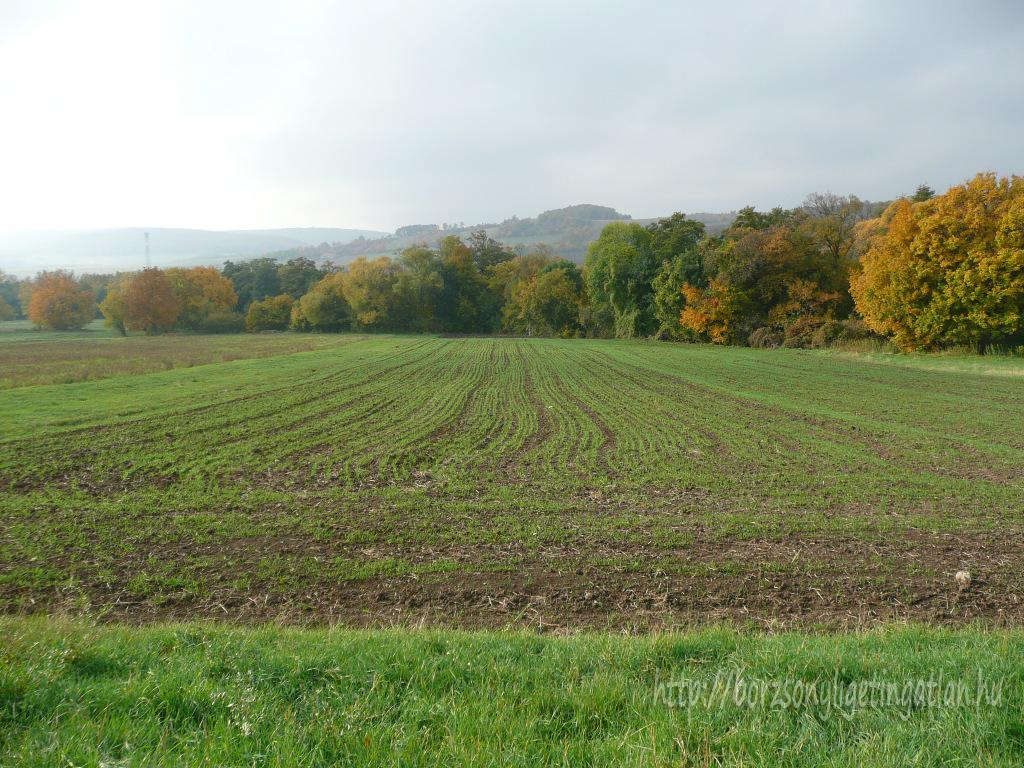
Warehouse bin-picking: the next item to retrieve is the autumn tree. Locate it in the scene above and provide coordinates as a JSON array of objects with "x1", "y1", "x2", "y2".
[
  {"x1": 681, "y1": 208, "x2": 853, "y2": 345},
  {"x1": 680, "y1": 277, "x2": 743, "y2": 344},
  {"x1": 0, "y1": 296, "x2": 14, "y2": 321},
  {"x1": 499, "y1": 256, "x2": 584, "y2": 336},
  {"x1": 166, "y1": 266, "x2": 238, "y2": 330},
  {"x1": 246, "y1": 294, "x2": 294, "y2": 332},
  {"x1": 27, "y1": 271, "x2": 95, "y2": 330},
  {"x1": 98, "y1": 276, "x2": 129, "y2": 335},
  {"x1": 123, "y1": 268, "x2": 181, "y2": 335},
  {"x1": 340, "y1": 257, "x2": 400, "y2": 330},
  {"x1": 292, "y1": 273, "x2": 350, "y2": 331},
  {"x1": 851, "y1": 173, "x2": 1024, "y2": 353},
  {"x1": 490, "y1": 249, "x2": 555, "y2": 332}
]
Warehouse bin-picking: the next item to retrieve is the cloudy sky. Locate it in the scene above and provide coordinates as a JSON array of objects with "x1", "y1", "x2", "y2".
[{"x1": 0, "y1": 0, "x2": 1022, "y2": 232}]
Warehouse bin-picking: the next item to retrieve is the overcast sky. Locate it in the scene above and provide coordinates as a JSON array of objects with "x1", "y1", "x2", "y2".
[{"x1": 0, "y1": 0, "x2": 1022, "y2": 233}]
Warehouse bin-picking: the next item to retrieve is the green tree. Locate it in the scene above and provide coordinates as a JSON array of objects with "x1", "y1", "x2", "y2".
[
  {"x1": 222, "y1": 257, "x2": 281, "y2": 310},
  {"x1": 0, "y1": 270, "x2": 21, "y2": 317},
  {"x1": 732, "y1": 206, "x2": 792, "y2": 231},
  {"x1": 646, "y1": 213, "x2": 706, "y2": 339},
  {"x1": 246, "y1": 294, "x2": 294, "y2": 332},
  {"x1": 278, "y1": 257, "x2": 326, "y2": 299},
  {"x1": 912, "y1": 184, "x2": 935, "y2": 202},
  {"x1": 647, "y1": 212, "x2": 705, "y2": 262},
  {"x1": 394, "y1": 246, "x2": 445, "y2": 331},
  {"x1": 437, "y1": 236, "x2": 499, "y2": 333},
  {"x1": 583, "y1": 222, "x2": 659, "y2": 338},
  {"x1": 292, "y1": 273, "x2": 351, "y2": 331},
  {"x1": 466, "y1": 230, "x2": 511, "y2": 272},
  {"x1": 521, "y1": 264, "x2": 584, "y2": 336},
  {"x1": 802, "y1": 192, "x2": 865, "y2": 271}
]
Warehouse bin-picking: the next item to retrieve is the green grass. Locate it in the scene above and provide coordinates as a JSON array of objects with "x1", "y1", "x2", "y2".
[
  {"x1": 2, "y1": 618, "x2": 1021, "y2": 766},
  {"x1": 3, "y1": 334, "x2": 1024, "y2": 763}
]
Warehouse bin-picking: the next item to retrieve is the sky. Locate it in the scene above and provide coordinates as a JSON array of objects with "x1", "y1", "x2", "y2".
[{"x1": 0, "y1": 0, "x2": 1022, "y2": 233}]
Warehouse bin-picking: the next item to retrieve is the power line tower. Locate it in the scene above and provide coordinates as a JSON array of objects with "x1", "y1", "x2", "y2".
[{"x1": 145, "y1": 231, "x2": 150, "y2": 268}]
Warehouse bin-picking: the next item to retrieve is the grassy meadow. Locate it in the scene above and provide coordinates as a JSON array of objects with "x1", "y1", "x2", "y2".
[
  {"x1": 2, "y1": 619, "x2": 1022, "y2": 766},
  {"x1": 2, "y1": 328, "x2": 1024, "y2": 764}
]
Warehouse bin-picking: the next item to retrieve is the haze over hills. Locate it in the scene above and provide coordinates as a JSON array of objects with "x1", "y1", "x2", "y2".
[
  {"x1": 0, "y1": 227, "x2": 387, "y2": 276},
  {"x1": 0, "y1": 205, "x2": 738, "y2": 276}
]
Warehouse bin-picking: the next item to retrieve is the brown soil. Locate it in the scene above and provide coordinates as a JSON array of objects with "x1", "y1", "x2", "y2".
[{"x1": 8, "y1": 528, "x2": 1023, "y2": 632}]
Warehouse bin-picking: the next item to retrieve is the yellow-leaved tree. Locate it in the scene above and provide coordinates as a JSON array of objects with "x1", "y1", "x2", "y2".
[
  {"x1": 166, "y1": 266, "x2": 238, "y2": 329},
  {"x1": 851, "y1": 173, "x2": 1024, "y2": 353}
]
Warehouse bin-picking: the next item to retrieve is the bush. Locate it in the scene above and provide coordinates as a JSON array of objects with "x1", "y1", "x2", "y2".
[
  {"x1": 782, "y1": 316, "x2": 827, "y2": 349},
  {"x1": 199, "y1": 310, "x2": 246, "y2": 333},
  {"x1": 246, "y1": 294, "x2": 294, "y2": 332},
  {"x1": 810, "y1": 318, "x2": 875, "y2": 349},
  {"x1": 749, "y1": 327, "x2": 783, "y2": 349}
]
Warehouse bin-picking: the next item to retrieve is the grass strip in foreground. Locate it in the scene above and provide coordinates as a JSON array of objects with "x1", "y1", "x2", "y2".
[{"x1": 1, "y1": 618, "x2": 1021, "y2": 766}]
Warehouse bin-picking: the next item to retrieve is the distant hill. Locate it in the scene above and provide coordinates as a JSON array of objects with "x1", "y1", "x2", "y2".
[
  {"x1": 0, "y1": 227, "x2": 386, "y2": 276},
  {"x1": 0, "y1": 206, "x2": 739, "y2": 276},
  {"x1": 274, "y1": 205, "x2": 738, "y2": 267}
]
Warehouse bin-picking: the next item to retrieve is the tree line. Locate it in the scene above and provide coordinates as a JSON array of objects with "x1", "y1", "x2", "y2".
[{"x1": 5, "y1": 173, "x2": 1022, "y2": 353}]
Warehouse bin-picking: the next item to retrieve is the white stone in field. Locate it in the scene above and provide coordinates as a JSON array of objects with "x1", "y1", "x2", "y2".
[{"x1": 955, "y1": 570, "x2": 972, "y2": 589}]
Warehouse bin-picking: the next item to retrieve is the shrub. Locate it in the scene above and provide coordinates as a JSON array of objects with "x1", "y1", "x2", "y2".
[
  {"x1": 782, "y1": 315, "x2": 827, "y2": 349},
  {"x1": 748, "y1": 327, "x2": 783, "y2": 349},
  {"x1": 809, "y1": 318, "x2": 875, "y2": 349}
]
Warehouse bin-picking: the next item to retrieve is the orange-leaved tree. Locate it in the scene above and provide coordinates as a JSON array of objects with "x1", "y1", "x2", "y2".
[
  {"x1": 123, "y1": 268, "x2": 181, "y2": 335},
  {"x1": 851, "y1": 173, "x2": 1024, "y2": 353},
  {"x1": 27, "y1": 271, "x2": 95, "y2": 330},
  {"x1": 679, "y1": 276, "x2": 744, "y2": 344}
]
